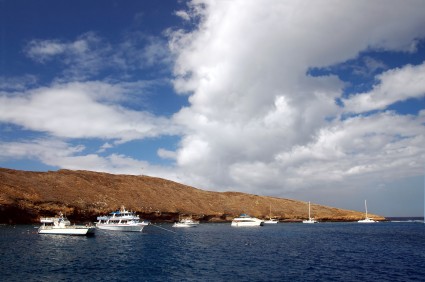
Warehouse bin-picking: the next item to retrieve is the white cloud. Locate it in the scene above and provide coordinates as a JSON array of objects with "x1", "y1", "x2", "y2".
[
  {"x1": 0, "y1": 81, "x2": 181, "y2": 141},
  {"x1": 166, "y1": 0, "x2": 425, "y2": 196},
  {"x1": 276, "y1": 112, "x2": 425, "y2": 178},
  {"x1": 97, "y1": 142, "x2": 113, "y2": 153},
  {"x1": 0, "y1": 139, "x2": 84, "y2": 164},
  {"x1": 25, "y1": 32, "x2": 101, "y2": 62},
  {"x1": 343, "y1": 62, "x2": 425, "y2": 113},
  {"x1": 25, "y1": 32, "x2": 111, "y2": 79},
  {"x1": 112, "y1": 33, "x2": 173, "y2": 72},
  {"x1": 2, "y1": 1, "x2": 425, "y2": 215},
  {"x1": 221, "y1": 112, "x2": 425, "y2": 196},
  {"x1": 0, "y1": 138, "x2": 182, "y2": 180},
  {"x1": 25, "y1": 40, "x2": 67, "y2": 61},
  {"x1": 175, "y1": 10, "x2": 191, "y2": 21},
  {"x1": 157, "y1": 148, "x2": 177, "y2": 160},
  {"x1": 25, "y1": 32, "x2": 172, "y2": 80},
  {"x1": 0, "y1": 75, "x2": 38, "y2": 91}
]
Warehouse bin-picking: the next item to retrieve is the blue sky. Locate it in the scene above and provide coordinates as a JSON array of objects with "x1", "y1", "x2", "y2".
[{"x1": 1, "y1": 0, "x2": 425, "y2": 216}]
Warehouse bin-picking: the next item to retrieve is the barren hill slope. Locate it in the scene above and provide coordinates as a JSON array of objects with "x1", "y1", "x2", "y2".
[{"x1": 0, "y1": 168, "x2": 385, "y2": 223}]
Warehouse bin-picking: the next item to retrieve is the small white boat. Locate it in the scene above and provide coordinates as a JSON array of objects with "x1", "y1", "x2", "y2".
[
  {"x1": 263, "y1": 218, "x2": 279, "y2": 224},
  {"x1": 38, "y1": 212, "x2": 95, "y2": 236},
  {"x1": 303, "y1": 201, "x2": 318, "y2": 224},
  {"x1": 264, "y1": 204, "x2": 278, "y2": 224},
  {"x1": 231, "y1": 214, "x2": 264, "y2": 227},
  {"x1": 172, "y1": 217, "x2": 199, "y2": 228},
  {"x1": 96, "y1": 206, "x2": 149, "y2": 232},
  {"x1": 358, "y1": 200, "x2": 377, "y2": 223}
]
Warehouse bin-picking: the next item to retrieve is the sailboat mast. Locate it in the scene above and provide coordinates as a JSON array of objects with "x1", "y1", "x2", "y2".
[
  {"x1": 365, "y1": 200, "x2": 368, "y2": 218},
  {"x1": 308, "y1": 201, "x2": 311, "y2": 219},
  {"x1": 269, "y1": 204, "x2": 272, "y2": 220}
]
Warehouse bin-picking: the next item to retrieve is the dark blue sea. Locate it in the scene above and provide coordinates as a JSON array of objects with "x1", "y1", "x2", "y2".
[{"x1": 1, "y1": 221, "x2": 425, "y2": 281}]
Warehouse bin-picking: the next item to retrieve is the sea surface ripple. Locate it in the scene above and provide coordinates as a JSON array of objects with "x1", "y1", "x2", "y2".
[{"x1": 1, "y1": 221, "x2": 424, "y2": 281}]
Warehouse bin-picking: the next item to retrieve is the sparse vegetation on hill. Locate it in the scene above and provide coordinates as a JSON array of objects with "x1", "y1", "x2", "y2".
[{"x1": 0, "y1": 168, "x2": 385, "y2": 223}]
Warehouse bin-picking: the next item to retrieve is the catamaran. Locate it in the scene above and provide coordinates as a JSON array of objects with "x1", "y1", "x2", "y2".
[
  {"x1": 358, "y1": 200, "x2": 377, "y2": 223},
  {"x1": 302, "y1": 201, "x2": 318, "y2": 224}
]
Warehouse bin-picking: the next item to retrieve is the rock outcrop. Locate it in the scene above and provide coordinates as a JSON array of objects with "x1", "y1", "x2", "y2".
[{"x1": 0, "y1": 168, "x2": 385, "y2": 223}]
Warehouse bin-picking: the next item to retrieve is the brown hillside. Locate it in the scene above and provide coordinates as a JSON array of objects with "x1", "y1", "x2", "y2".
[{"x1": 0, "y1": 168, "x2": 385, "y2": 223}]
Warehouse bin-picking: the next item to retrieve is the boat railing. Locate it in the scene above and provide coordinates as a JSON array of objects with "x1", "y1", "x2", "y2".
[
  {"x1": 39, "y1": 225, "x2": 53, "y2": 230},
  {"x1": 40, "y1": 217, "x2": 55, "y2": 223}
]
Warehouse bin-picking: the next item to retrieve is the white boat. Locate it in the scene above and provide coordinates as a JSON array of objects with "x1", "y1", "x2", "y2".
[
  {"x1": 303, "y1": 201, "x2": 318, "y2": 224},
  {"x1": 231, "y1": 214, "x2": 264, "y2": 227},
  {"x1": 358, "y1": 200, "x2": 377, "y2": 223},
  {"x1": 263, "y1": 204, "x2": 278, "y2": 224},
  {"x1": 38, "y1": 212, "x2": 95, "y2": 235},
  {"x1": 263, "y1": 218, "x2": 279, "y2": 224},
  {"x1": 172, "y1": 217, "x2": 200, "y2": 228},
  {"x1": 96, "y1": 206, "x2": 149, "y2": 232}
]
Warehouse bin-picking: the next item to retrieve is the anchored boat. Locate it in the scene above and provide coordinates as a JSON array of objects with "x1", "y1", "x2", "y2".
[
  {"x1": 358, "y1": 200, "x2": 377, "y2": 223},
  {"x1": 96, "y1": 206, "x2": 149, "y2": 232},
  {"x1": 264, "y1": 204, "x2": 278, "y2": 224},
  {"x1": 38, "y1": 212, "x2": 95, "y2": 236},
  {"x1": 231, "y1": 214, "x2": 264, "y2": 227},
  {"x1": 302, "y1": 201, "x2": 318, "y2": 224},
  {"x1": 172, "y1": 217, "x2": 200, "y2": 228}
]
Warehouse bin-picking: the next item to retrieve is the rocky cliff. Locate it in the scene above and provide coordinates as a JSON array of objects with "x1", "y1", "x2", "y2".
[{"x1": 0, "y1": 168, "x2": 385, "y2": 223}]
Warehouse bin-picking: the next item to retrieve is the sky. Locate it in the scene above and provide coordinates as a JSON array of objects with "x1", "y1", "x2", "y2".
[{"x1": 1, "y1": 0, "x2": 424, "y2": 217}]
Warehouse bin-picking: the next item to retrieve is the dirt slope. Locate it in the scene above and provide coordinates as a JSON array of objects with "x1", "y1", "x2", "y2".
[{"x1": 0, "y1": 168, "x2": 385, "y2": 223}]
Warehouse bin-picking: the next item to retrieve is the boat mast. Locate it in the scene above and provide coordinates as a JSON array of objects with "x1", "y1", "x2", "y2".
[
  {"x1": 308, "y1": 201, "x2": 311, "y2": 219},
  {"x1": 269, "y1": 204, "x2": 272, "y2": 220},
  {"x1": 364, "y1": 200, "x2": 368, "y2": 218}
]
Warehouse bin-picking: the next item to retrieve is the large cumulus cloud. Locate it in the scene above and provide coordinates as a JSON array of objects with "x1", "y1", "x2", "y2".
[{"x1": 168, "y1": 0, "x2": 425, "y2": 195}]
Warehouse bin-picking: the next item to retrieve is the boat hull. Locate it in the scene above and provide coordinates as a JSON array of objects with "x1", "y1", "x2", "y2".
[
  {"x1": 302, "y1": 220, "x2": 318, "y2": 224},
  {"x1": 96, "y1": 223, "x2": 147, "y2": 232},
  {"x1": 231, "y1": 214, "x2": 264, "y2": 227},
  {"x1": 231, "y1": 221, "x2": 264, "y2": 227},
  {"x1": 358, "y1": 218, "x2": 377, "y2": 223},
  {"x1": 263, "y1": 220, "x2": 278, "y2": 224},
  {"x1": 38, "y1": 226, "x2": 95, "y2": 235},
  {"x1": 172, "y1": 223, "x2": 198, "y2": 228}
]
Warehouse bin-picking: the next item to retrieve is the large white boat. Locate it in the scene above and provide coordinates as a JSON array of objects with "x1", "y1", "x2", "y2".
[
  {"x1": 303, "y1": 201, "x2": 318, "y2": 224},
  {"x1": 231, "y1": 214, "x2": 264, "y2": 227},
  {"x1": 358, "y1": 200, "x2": 377, "y2": 223},
  {"x1": 172, "y1": 217, "x2": 200, "y2": 228},
  {"x1": 38, "y1": 212, "x2": 95, "y2": 236},
  {"x1": 96, "y1": 206, "x2": 149, "y2": 232}
]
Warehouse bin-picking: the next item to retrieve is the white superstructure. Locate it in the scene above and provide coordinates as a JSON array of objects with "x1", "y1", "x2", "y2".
[
  {"x1": 358, "y1": 200, "x2": 377, "y2": 223},
  {"x1": 38, "y1": 212, "x2": 95, "y2": 235},
  {"x1": 231, "y1": 214, "x2": 264, "y2": 227},
  {"x1": 96, "y1": 206, "x2": 149, "y2": 232}
]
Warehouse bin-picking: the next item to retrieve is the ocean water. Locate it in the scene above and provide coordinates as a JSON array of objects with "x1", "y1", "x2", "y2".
[{"x1": 1, "y1": 221, "x2": 425, "y2": 281}]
